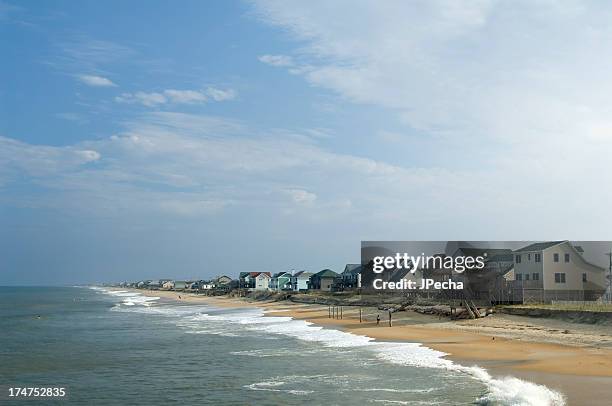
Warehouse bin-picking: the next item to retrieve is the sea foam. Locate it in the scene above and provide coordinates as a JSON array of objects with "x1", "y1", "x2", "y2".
[
  {"x1": 183, "y1": 307, "x2": 566, "y2": 406},
  {"x1": 90, "y1": 287, "x2": 160, "y2": 308},
  {"x1": 91, "y1": 288, "x2": 565, "y2": 406}
]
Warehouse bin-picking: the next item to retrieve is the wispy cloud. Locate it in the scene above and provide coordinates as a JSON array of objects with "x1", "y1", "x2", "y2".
[
  {"x1": 43, "y1": 37, "x2": 135, "y2": 88},
  {"x1": 0, "y1": 136, "x2": 100, "y2": 181},
  {"x1": 3, "y1": 107, "x2": 612, "y2": 237},
  {"x1": 115, "y1": 87, "x2": 235, "y2": 107},
  {"x1": 115, "y1": 91, "x2": 167, "y2": 107},
  {"x1": 164, "y1": 89, "x2": 207, "y2": 104},
  {"x1": 77, "y1": 74, "x2": 117, "y2": 87},
  {"x1": 59, "y1": 38, "x2": 135, "y2": 69},
  {"x1": 205, "y1": 87, "x2": 235, "y2": 101},
  {"x1": 259, "y1": 54, "x2": 294, "y2": 67},
  {"x1": 252, "y1": 0, "x2": 612, "y2": 147},
  {"x1": 287, "y1": 188, "x2": 316, "y2": 205}
]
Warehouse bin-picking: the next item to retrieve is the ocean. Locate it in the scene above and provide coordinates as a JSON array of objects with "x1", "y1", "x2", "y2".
[{"x1": 0, "y1": 287, "x2": 565, "y2": 405}]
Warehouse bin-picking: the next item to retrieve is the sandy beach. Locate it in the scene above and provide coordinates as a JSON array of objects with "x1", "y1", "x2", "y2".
[{"x1": 135, "y1": 289, "x2": 612, "y2": 405}]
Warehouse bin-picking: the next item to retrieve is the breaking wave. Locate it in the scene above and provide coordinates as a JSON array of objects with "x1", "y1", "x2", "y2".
[{"x1": 92, "y1": 287, "x2": 565, "y2": 406}]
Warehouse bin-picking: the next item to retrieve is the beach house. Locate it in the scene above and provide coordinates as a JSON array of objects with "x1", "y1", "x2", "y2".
[
  {"x1": 512, "y1": 241, "x2": 606, "y2": 302},
  {"x1": 254, "y1": 272, "x2": 272, "y2": 290},
  {"x1": 185, "y1": 281, "x2": 199, "y2": 291},
  {"x1": 198, "y1": 280, "x2": 215, "y2": 291},
  {"x1": 162, "y1": 281, "x2": 174, "y2": 290},
  {"x1": 241, "y1": 272, "x2": 257, "y2": 289},
  {"x1": 215, "y1": 275, "x2": 232, "y2": 286},
  {"x1": 238, "y1": 272, "x2": 248, "y2": 288},
  {"x1": 290, "y1": 271, "x2": 313, "y2": 292},
  {"x1": 147, "y1": 280, "x2": 162, "y2": 290},
  {"x1": 269, "y1": 272, "x2": 292, "y2": 291},
  {"x1": 173, "y1": 281, "x2": 188, "y2": 291},
  {"x1": 309, "y1": 269, "x2": 339, "y2": 291},
  {"x1": 341, "y1": 264, "x2": 362, "y2": 289}
]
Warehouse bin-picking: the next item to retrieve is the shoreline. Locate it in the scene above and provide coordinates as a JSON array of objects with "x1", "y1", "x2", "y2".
[{"x1": 123, "y1": 289, "x2": 612, "y2": 405}]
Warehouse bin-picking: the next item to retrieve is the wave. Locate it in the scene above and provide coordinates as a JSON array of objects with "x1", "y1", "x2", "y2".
[
  {"x1": 178, "y1": 307, "x2": 565, "y2": 406},
  {"x1": 89, "y1": 287, "x2": 160, "y2": 308},
  {"x1": 92, "y1": 288, "x2": 564, "y2": 406},
  {"x1": 245, "y1": 381, "x2": 314, "y2": 395}
]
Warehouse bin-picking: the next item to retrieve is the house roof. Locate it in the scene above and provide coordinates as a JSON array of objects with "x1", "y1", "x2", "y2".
[
  {"x1": 514, "y1": 241, "x2": 566, "y2": 252},
  {"x1": 247, "y1": 271, "x2": 271, "y2": 277},
  {"x1": 454, "y1": 247, "x2": 513, "y2": 259},
  {"x1": 314, "y1": 269, "x2": 339, "y2": 278},
  {"x1": 294, "y1": 271, "x2": 313, "y2": 277},
  {"x1": 342, "y1": 264, "x2": 362, "y2": 275},
  {"x1": 515, "y1": 241, "x2": 604, "y2": 272},
  {"x1": 486, "y1": 253, "x2": 514, "y2": 263}
]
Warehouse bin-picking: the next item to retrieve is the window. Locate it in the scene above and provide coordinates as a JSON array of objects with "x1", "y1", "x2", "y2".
[
  {"x1": 565, "y1": 253, "x2": 570, "y2": 263},
  {"x1": 516, "y1": 273, "x2": 522, "y2": 281},
  {"x1": 554, "y1": 273, "x2": 566, "y2": 283},
  {"x1": 527, "y1": 253, "x2": 531, "y2": 261},
  {"x1": 553, "y1": 253, "x2": 559, "y2": 262},
  {"x1": 524, "y1": 273, "x2": 530, "y2": 281},
  {"x1": 515, "y1": 255, "x2": 521, "y2": 263},
  {"x1": 532, "y1": 273, "x2": 539, "y2": 281},
  {"x1": 535, "y1": 253, "x2": 541, "y2": 262},
  {"x1": 582, "y1": 273, "x2": 587, "y2": 282}
]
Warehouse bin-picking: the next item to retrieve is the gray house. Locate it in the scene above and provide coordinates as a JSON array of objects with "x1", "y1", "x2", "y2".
[
  {"x1": 309, "y1": 269, "x2": 339, "y2": 291},
  {"x1": 341, "y1": 264, "x2": 362, "y2": 289},
  {"x1": 173, "y1": 281, "x2": 188, "y2": 291}
]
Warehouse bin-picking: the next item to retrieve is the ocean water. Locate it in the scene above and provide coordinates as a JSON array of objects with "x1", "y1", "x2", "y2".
[{"x1": 0, "y1": 287, "x2": 565, "y2": 405}]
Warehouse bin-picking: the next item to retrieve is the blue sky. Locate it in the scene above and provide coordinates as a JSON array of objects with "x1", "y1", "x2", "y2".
[{"x1": 2, "y1": 1, "x2": 612, "y2": 285}]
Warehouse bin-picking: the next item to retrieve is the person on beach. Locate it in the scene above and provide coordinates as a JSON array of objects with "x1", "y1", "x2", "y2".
[{"x1": 376, "y1": 315, "x2": 380, "y2": 326}]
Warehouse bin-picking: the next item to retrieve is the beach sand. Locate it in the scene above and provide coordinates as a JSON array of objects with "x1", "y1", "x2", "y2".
[{"x1": 135, "y1": 290, "x2": 612, "y2": 405}]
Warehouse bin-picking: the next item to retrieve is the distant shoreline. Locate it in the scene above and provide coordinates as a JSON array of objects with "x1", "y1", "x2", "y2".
[{"x1": 115, "y1": 288, "x2": 612, "y2": 405}]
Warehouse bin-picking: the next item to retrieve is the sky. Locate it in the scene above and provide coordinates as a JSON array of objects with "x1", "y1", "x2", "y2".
[{"x1": 2, "y1": 0, "x2": 612, "y2": 285}]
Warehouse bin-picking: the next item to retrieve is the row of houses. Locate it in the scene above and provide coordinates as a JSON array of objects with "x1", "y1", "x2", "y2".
[
  {"x1": 120, "y1": 241, "x2": 610, "y2": 304},
  {"x1": 124, "y1": 267, "x2": 359, "y2": 294},
  {"x1": 235, "y1": 265, "x2": 369, "y2": 293},
  {"x1": 238, "y1": 268, "x2": 353, "y2": 292},
  {"x1": 121, "y1": 275, "x2": 234, "y2": 292}
]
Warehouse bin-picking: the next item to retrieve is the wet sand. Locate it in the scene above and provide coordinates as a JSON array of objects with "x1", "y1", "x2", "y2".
[{"x1": 134, "y1": 290, "x2": 612, "y2": 405}]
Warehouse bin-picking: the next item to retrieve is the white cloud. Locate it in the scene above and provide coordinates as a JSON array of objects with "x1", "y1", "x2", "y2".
[
  {"x1": 115, "y1": 88, "x2": 235, "y2": 107},
  {"x1": 77, "y1": 74, "x2": 117, "y2": 87},
  {"x1": 164, "y1": 89, "x2": 207, "y2": 104},
  {"x1": 259, "y1": 54, "x2": 294, "y2": 67},
  {"x1": 242, "y1": 0, "x2": 612, "y2": 236},
  {"x1": 252, "y1": 0, "x2": 612, "y2": 147},
  {"x1": 3, "y1": 110, "x2": 612, "y2": 236},
  {"x1": 205, "y1": 87, "x2": 236, "y2": 101},
  {"x1": 115, "y1": 91, "x2": 166, "y2": 107},
  {"x1": 0, "y1": 136, "x2": 100, "y2": 181},
  {"x1": 287, "y1": 189, "x2": 317, "y2": 205}
]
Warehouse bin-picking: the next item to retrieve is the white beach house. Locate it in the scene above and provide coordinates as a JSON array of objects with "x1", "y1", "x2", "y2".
[{"x1": 513, "y1": 241, "x2": 606, "y2": 302}]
